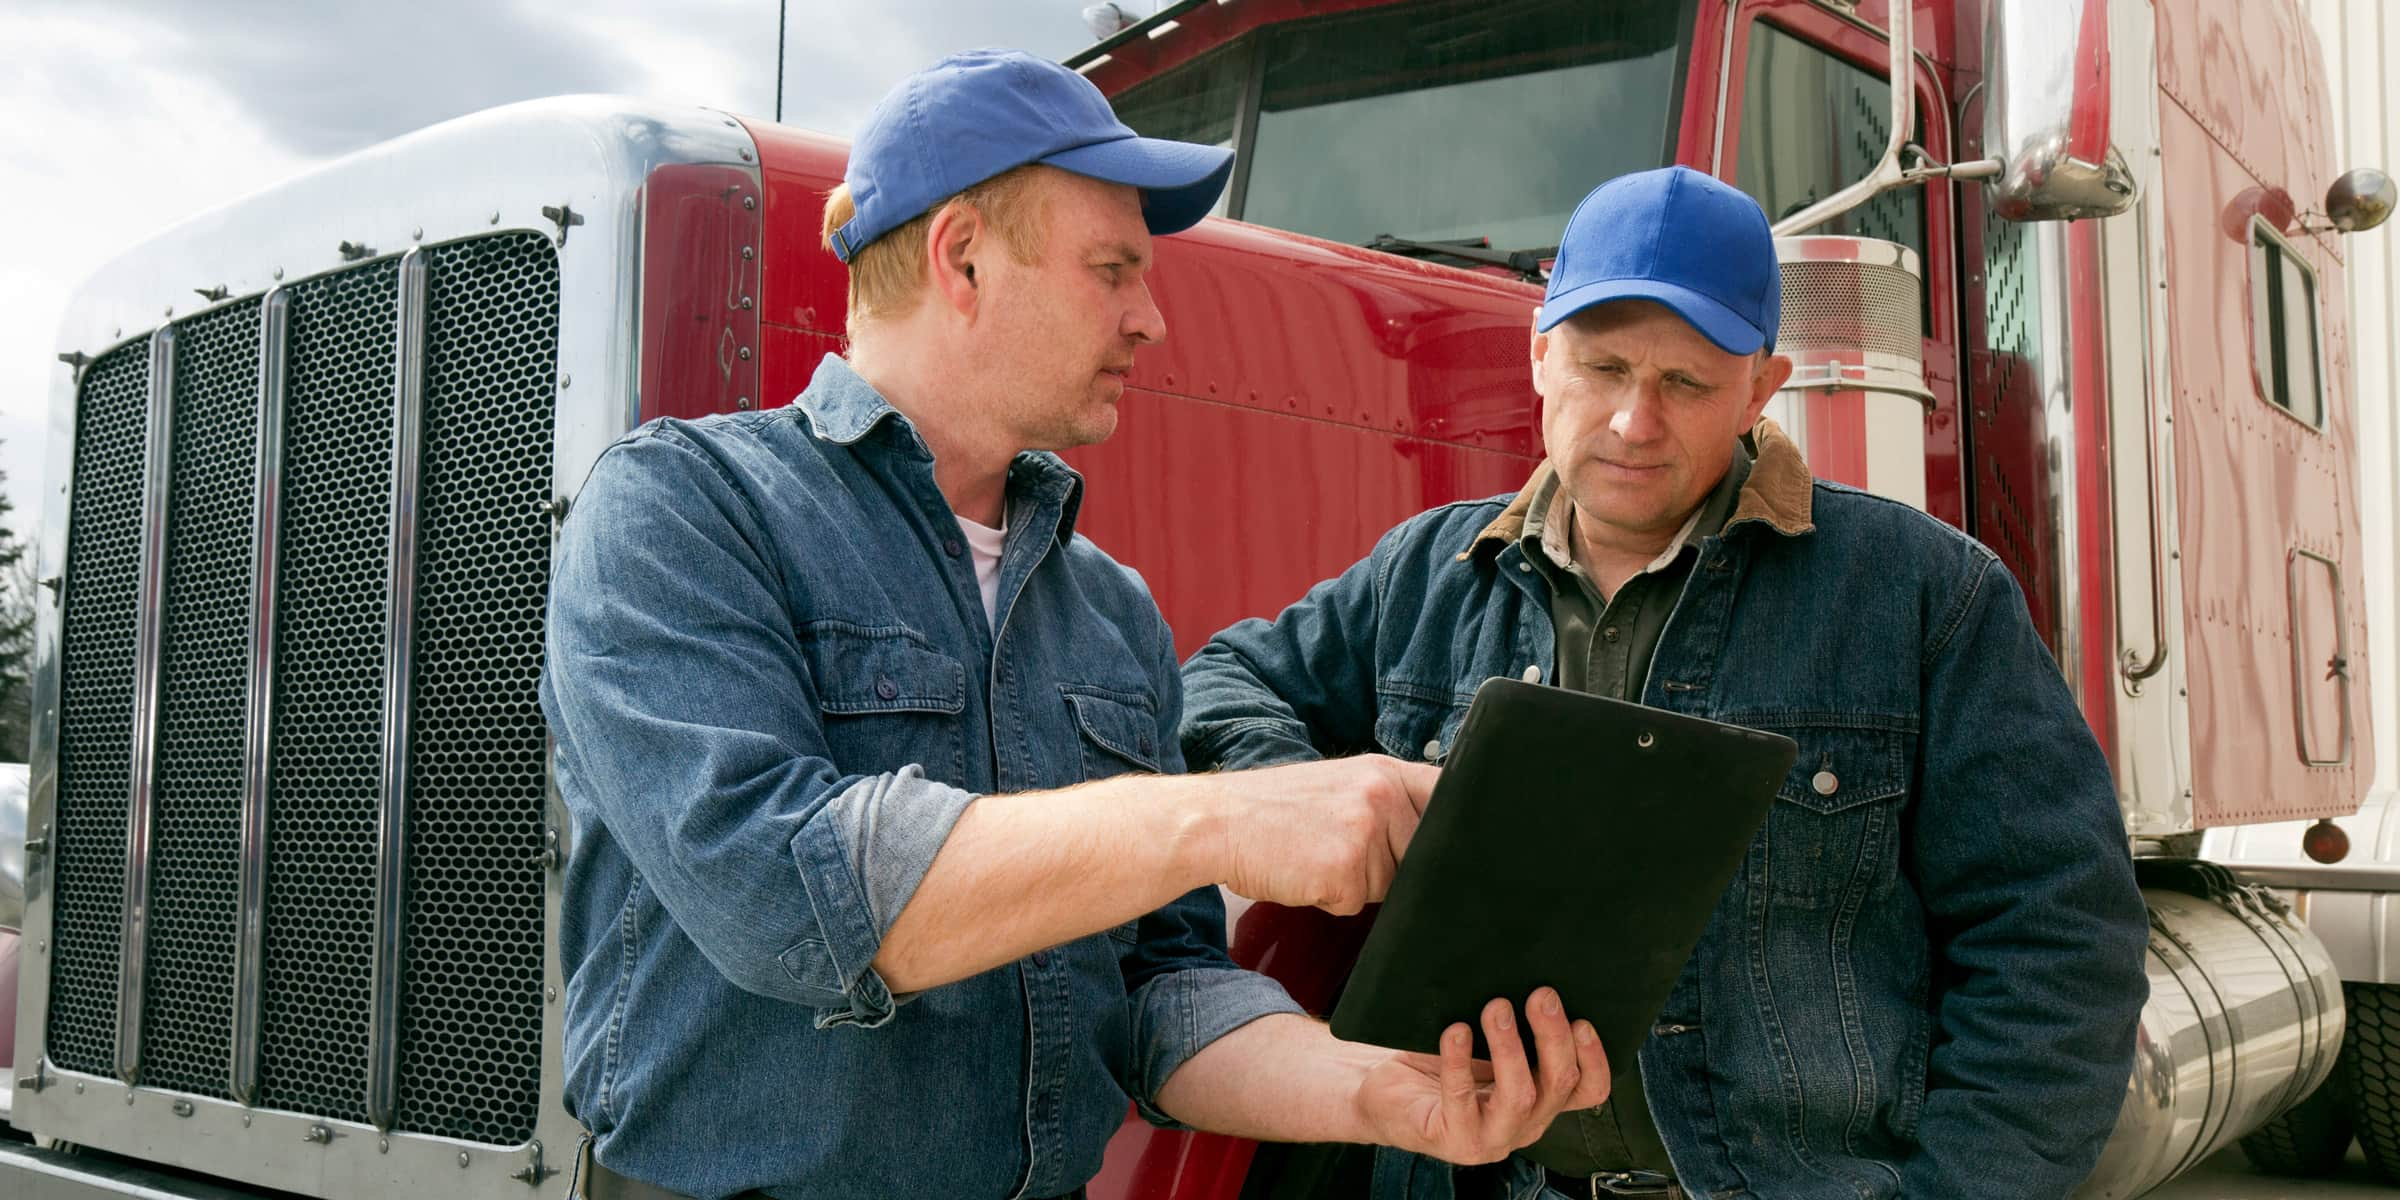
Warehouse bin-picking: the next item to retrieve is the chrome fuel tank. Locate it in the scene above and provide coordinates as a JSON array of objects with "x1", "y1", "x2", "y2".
[{"x1": 2078, "y1": 864, "x2": 2345, "y2": 1198}]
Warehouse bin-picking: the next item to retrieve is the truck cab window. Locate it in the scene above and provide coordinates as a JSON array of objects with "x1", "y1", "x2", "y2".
[
  {"x1": 1735, "y1": 21, "x2": 1927, "y2": 267},
  {"x1": 1112, "y1": 0, "x2": 1684, "y2": 253},
  {"x1": 1109, "y1": 47, "x2": 1245, "y2": 219},
  {"x1": 2249, "y1": 221, "x2": 2324, "y2": 428}
]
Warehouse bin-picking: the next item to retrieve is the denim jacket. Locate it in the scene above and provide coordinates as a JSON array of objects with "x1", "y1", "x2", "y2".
[
  {"x1": 540, "y1": 355, "x2": 1300, "y2": 1200},
  {"x1": 1181, "y1": 422, "x2": 2148, "y2": 1200}
]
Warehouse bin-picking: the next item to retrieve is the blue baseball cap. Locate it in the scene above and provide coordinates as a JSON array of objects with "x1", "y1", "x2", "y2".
[
  {"x1": 829, "y1": 49, "x2": 1235, "y2": 262},
  {"x1": 1537, "y1": 166, "x2": 1781, "y2": 355}
]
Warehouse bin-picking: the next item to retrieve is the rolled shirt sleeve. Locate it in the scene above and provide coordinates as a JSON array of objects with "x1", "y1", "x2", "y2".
[
  {"x1": 542, "y1": 426, "x2": 974, "y2": 1026},
  {"x1": 1128, "y1": 959, "x2": 1306, "y2": 1127}
]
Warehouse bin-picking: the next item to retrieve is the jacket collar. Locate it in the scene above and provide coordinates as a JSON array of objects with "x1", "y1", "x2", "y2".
[
  {"x1": 1461, "y1": 417, "x2": 1816, "y2": 561},
  {"x1": 795, "y1": 352, "x2": 918, "y2": 450},
  {"x1": 794, "y1": 352, "x2": 1088, "y2": 543}
]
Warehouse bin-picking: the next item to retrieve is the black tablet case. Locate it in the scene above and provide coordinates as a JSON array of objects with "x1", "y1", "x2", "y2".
[{"x1": 1328, "y1": 679, "x2": 1795, "y2": 1073}]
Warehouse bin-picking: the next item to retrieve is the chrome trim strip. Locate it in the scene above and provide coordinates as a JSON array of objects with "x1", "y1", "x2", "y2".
[
  {"x1": 1708, "y1": 0, "x2": 1738, "y2": 173},
  {"x1": 117, "y1": 325, "x2": 177, "y2": 1086},
  {"x1": 230, "y1": 288, "x2": 290, "y2": 1106},
  {"x1": 366, "y1": 250, "x2": 429, "y2": 1132},
  {"x1": 2037, "y1": 222, "x2": 2083, "y2": 704},
  {"x1": 2115, "y1": 195, "x2": 2170, "y2": 688}
]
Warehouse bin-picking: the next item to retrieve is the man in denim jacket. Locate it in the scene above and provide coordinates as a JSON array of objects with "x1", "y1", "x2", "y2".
[
  {"x1": 1181, "y1": 168, "x2": 2150, "y2": 1200},
  {"x1": 540, "y1": 51, "x2": 1611, "y2": 1200}
]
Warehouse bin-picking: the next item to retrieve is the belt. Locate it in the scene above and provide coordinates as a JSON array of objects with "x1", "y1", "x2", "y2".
[
  {"x1": 574, "y1": 1139, "x2": 756, "y2": 1200},
  {"x1": 1544, "y1": 1168, "x2": 1686, "y2": 1198},
  {"x1": 572, "y1": 1136, "x2": 1085, "y2": 1200}
]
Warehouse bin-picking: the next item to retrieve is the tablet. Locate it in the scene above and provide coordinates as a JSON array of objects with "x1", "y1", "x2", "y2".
[{"x1": 1328, "y1": 678, "x2": 1795, "y2": 1066}]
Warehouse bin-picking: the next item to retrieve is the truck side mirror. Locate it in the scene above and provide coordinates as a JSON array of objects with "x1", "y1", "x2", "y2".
[
  {"x1": 2325, "y1": 168, "x2": 2395, "y2": 233},
  {"x1": 1983, "y1": 0, "x2": 2136, "y2": 221}
]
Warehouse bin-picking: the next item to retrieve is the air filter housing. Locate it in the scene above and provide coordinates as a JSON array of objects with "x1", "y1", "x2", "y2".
[{"x1": 1763, "y1": 236, "x2": 1933, "y2": 510}]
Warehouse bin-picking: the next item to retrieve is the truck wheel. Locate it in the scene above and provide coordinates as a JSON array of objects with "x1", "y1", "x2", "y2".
[
  {"x1": 2348, "y1": 982, "x2": 2400, "y2": 1182},
  {"x1": 2239, "y1": 1068, "x2": 2352, "y2": 1176}
]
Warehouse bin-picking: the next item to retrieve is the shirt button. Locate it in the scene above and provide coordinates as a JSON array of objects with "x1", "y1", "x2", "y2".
[
  {"x1": 1813, "y1": 770, "x2": 1839, "y2": 796},
  {"x1": 1517, "y1": 561, "x2": 1533, "y2": 572},
  {"x1": 1602, "y1": 626, "x2": 1621, "y2": 643},
  {"x1": 1520, "y1": 665, "x2": 1541, "y2": 683},
  {"x1": 1423, "y1": 738, "x2": 1443, "y2": 761},
  {"x1": 943, "y1": 537, "x2": 963, "y2": 558},
  {"x1": 875, "y1": 676, "x2": 899, "y2": 701}
]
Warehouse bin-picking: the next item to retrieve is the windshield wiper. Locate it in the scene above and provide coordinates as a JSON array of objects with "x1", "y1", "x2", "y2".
[{"x1": 1364, "y1": 234, "x2": 1554, "y2": 283}]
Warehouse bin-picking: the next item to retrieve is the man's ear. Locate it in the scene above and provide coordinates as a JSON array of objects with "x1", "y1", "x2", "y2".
[
  {"x1": 1529, "y1": 323, "x2": 1549, "y2": 372},
  {"x1": 926, "y1": 201, "x2": 983, "y2": 317},
  {"x1": 1744, "y1": 352, "x2": 1795, "y2": 426}
]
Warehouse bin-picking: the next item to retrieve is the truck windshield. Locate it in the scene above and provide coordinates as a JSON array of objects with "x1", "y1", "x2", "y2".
[{"x1": 1111, "y1": 0, "x2": 1687, "y2": 253}]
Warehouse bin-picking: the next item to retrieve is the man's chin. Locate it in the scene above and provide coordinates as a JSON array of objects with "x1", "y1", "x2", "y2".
[{"x1": 1028, "y1": 406, "x2": 1120, "y2": 452}]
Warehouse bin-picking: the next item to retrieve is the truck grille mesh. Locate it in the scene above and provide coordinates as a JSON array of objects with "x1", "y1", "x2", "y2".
[
  {"x1": 50, "y1": 341, "x2": 150, "y2": 1077},
  {"x1": 393, "y1": 234, "x2": 557, "y2": 1143},
  {"x1": 256, "y1": 258, "x2": 398, "y2": 1124},
  {"x1": 49, "y1": 233, "x2": 557, "y2": 1146},
  {"x1": 143, "y1": 296, "x2": 263, "y2": 1098}
]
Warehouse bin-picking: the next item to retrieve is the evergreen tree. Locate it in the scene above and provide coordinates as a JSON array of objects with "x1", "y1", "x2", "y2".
[{"x1": 0, "y1": 458, "x2": 35, "y2": 762}]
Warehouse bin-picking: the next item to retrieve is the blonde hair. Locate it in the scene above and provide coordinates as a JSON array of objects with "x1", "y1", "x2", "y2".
[{"x1": 821, "y1": 164, "x2": 1055, "y2": 328}]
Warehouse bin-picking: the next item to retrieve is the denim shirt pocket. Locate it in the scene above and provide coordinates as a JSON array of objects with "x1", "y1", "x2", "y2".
[
  {"x1": 1372, "y1": 682, "x2": 1469, "y2": 764},
  {"x1": 1757, "y1": 723, "x2": 1910, "y2": 909},
  {"x1": 798, "y1": 619, "x2": 968, "y2": 781},
  {"x1": 1061, "y1": 683, "x2": 1163, "y2": 779}
]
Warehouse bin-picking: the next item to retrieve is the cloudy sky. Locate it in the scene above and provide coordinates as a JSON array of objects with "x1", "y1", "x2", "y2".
[{"x1": 0, "y1": 0, "x2": 1138, "y2": 545}]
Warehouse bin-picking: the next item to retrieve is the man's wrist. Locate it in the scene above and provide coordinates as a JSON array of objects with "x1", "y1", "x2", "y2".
[
  {"x1": 1156, "y1": 773, "x2": 1234, "y2": 894},
  {"x1": 1327, "y1": 1035, "x2": 1399, "y2": 1146}
]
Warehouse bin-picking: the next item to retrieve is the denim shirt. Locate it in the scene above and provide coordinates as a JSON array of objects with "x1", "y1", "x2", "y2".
[
  {"x1": 1181, "y1": 423, "x2": 2149, "y2": 1200},
  {"x1": 541, "y1": 354, "x2": 1301, "y2": 1200}
]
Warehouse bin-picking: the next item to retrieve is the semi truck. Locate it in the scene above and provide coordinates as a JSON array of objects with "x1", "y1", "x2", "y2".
[{"x1": 5, "y1": 1, "x2": 2396, "y2": 1197}]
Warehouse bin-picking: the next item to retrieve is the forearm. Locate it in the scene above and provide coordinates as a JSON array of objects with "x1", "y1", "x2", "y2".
[
  {"x1": 1152, "y1": 1012, "x2": 1383, "y2": 1143},
  {"x1": 873, "y1": 773, "x2": 1223, "y2": 992}
]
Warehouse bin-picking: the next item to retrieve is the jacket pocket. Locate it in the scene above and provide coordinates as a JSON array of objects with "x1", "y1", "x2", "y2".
[
  {"x1": 1061, "y1": 683, "x2": 1162, "y2": 779},
  {"x1": 799, "y1": 620, "x2": 968, "y2": 714},
  {"x1": 1371, "y1": 682, "x2": 1468, "y2": 763},
  {"x1": 1757, "y1": 723, "x2": 1909, "y2": 909},
  {"x1": 798, "y1": 619, "x2": 968, "y2": 781}
]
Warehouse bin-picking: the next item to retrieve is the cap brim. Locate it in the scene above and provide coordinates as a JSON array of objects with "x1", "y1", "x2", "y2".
[
  {"x1": 1041, "y1": 136, "x2": 1235, "y2": 236},
  {"x1": 1536, "y1": 276, "x2": 1771, "y2": 355}
]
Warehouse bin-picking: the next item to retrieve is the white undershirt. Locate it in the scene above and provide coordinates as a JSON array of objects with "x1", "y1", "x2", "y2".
[{"x1": 956, "y1": 513, "x2": 1007, "y2": 626}]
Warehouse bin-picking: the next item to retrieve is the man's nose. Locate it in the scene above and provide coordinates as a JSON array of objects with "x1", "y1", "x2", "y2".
[
  {"x1": 1609, "y1": 380, "x2": 1667, "y2": 443},
  {"x1": 1125, "y1": 280, "x2": 1166, "y2": 345}
]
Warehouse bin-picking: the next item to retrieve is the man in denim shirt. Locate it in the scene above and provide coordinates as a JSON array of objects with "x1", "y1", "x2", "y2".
[
  {"x1": 1181, "y1": 169, "x2": 2149, "y2": 1199},
  {"x1": 541, "y1": 51, "x2": 1612, "y2": 1200}
]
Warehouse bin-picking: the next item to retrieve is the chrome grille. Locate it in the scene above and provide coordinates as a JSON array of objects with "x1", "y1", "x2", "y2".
[
  {"x1": 51, "y1": 341, "x2": 150, "y2": 1076},
  {"x1": 143, "y1": 296, "x2": 263, "y2": 1098},
  {"x1": 255, "y1": 259, "x2": 399, "y2": 1124},
  {"x1": 392, "y1": 233, "x2": 557, "y2": 1143},
  {"x1": 45, "y1": 232, "x2": 559, "y2": 1146}
]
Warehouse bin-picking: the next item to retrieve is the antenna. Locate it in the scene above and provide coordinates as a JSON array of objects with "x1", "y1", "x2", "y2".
[{"x1": 775, "y1": 0, "x2": 788, "y2": 122}]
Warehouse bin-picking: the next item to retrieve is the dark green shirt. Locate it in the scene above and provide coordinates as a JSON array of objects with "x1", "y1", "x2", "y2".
[
  {"x1": 1523, "y1": 449, "x2": 1752, "y2": 701},
  {"x1": 1516, "y1": 447, "x2": 1751, "y2": 1179}
]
